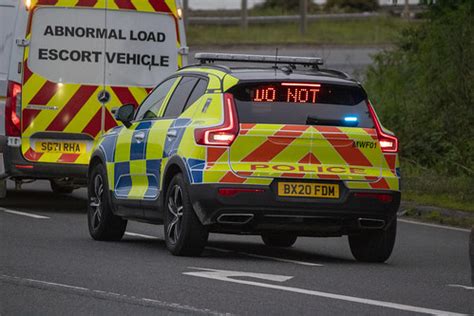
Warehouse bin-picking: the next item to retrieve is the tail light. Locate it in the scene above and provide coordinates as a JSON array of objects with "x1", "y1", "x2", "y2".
[
  {"x1": 367, "y1": 101, "x2": 398, "y2": 153},
  {"x1": 5, "y1": 81, "x2": 22, "y2": 137},
  {"x1": 194, "y1": 93, "x2": 239, "y2": 146}
]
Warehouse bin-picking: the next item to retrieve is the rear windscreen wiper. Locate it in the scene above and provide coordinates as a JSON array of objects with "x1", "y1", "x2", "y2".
[{"x1": 306, "y1": 115, "x2": 358, "y2": 127}]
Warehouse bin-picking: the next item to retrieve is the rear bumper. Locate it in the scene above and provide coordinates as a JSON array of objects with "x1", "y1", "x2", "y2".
[
  {"x1": 2, "y1": 145, "x2": 88, "y2": 180},
  {"x1": 188, "y1": 181, "x2": 400, "y2": 237}
]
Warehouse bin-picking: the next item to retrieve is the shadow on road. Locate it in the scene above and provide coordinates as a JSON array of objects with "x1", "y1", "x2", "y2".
[{"x1": 0, "y1": 189, "x2": 87, "y2": 214}]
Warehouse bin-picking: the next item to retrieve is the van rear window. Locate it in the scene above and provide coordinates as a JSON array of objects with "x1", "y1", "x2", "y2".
[{"x1": 230, "y1": 82, "x2": 374, "y2": 128}]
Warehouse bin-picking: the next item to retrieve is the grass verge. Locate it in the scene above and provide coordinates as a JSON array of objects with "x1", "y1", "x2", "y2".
[{"x1": 187, "y1": 17, "x2": 417, "y2": 46}]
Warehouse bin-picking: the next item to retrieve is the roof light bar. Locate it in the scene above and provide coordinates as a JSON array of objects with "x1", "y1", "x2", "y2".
[{"x1": 195, "y1": 53, "x2": 324, "y2": 67}]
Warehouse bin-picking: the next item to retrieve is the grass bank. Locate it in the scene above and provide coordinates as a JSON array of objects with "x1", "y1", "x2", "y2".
[{"x1": 187, "y1": 17, "x2": 416, "y2": 46}]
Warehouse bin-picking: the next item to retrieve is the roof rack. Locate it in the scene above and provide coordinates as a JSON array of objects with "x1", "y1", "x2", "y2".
[{"x1": 195, "y1": 53, "x2": 324, "y2": 68}]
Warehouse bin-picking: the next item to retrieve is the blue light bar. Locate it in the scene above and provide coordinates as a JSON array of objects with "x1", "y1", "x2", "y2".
[{"x1": 344, "y1": 116, "x2": 358, "y2": 122}]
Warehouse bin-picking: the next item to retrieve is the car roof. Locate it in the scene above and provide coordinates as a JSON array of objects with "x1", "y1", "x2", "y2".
[{"x1": 178, "y1": 64, "x2": 360, "y2": 87}]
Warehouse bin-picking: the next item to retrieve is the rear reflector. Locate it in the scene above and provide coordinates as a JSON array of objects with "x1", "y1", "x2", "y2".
[
  {"x1": 354, "y1": 192, "x2": 393, "y2": 203},
  {"x1": 367, "y1": 101, "x2": 398, "y2": 153},
  {"x1": 15, "y1": 164, "x2": 34, "y2": 169},
  {"x1": 218, "y1": 188, "x2": 264, "y2": 197},
  {"x1": 5, "y1": 81, "x2": 22, "y2": 137},
  {"x1": 194, "y1": 93, "x2": 239, "y2": 146}
]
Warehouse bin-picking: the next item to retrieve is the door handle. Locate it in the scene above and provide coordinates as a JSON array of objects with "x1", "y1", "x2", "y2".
[
  {"x1": 134, "y1": 131, "x2": 145, "y2": 142},
  {"x1": 167, "y1": 130, "x2": 178, "y2": 138}
]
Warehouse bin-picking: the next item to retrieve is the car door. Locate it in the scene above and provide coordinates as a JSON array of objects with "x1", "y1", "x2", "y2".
[
  {"x1": 141, "y1": 76, "x2": 208, "y2": 219},
  {"x1": 112, "y1": 77, "x2": 179, "y2": 216}
]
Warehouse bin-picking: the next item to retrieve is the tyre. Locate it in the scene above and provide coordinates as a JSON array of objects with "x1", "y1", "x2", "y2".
[
  {"x1": 164, "y1": 173, "x2": 208, "y2": 256},
  {"x1": 262, "y1": 233, "x2": 298, "y2": 247},
  {"x1": 0, "y1": 179, "x2": 6, "y2": 199},
  {"x1": 87, "y1": 163, "x2": 127, "y2": 241},
  {"x1": 349, "y1": 218, "x2": 397, "y2": 263},
  {"x1": 50, "y1": 179, "x2": 74, "y2": 194}
]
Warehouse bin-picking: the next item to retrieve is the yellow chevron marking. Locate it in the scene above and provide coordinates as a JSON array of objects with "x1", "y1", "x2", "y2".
[
  {"x1": 63, "y1": 89, "x2": 101, "y2": 133},
  {"x1": 131, "y1": 0, "x2": 154, "y2": 12}
]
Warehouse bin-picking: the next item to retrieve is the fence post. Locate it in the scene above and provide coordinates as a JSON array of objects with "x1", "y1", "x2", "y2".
[
  {"x1": 300, "y1": 0, "x2": 307, "y2": 35},
  {"x1": 183, "y1": 0, "x2": 189, "y2": 28},
  {"x1": 241, "y1": 0, "x2": 248, "y2": 30}
]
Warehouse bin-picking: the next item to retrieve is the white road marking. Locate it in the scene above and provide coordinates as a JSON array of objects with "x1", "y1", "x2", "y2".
[
  {"x1": 0, "y1": 274, "x2": 227, "y2": 315},
  {"x1": 398, "y1": 219, "x2": 470, "y2": 233},
  {"x1": 125, "y1": 232, "x2": 159, "y2": 239},
  {"x1": 207, "y1": 246, "x2": 323, "y2": 267},
  {"x1": 126, "y1": 232, "x2": 323, "y2": 267},
  {"x1": 0, "y1": 207, "x2": 50, "y2": 219},
  {"x1": 184, "y1": 267, "x2": 466, "y2": 316},
  {"x1": 447, "y1": 284, "x2": 474, "y2": 290}
]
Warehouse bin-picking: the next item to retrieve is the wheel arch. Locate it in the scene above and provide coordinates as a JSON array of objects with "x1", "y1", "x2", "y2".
[{"x1": 161, "y1": 156, "x2": 191, "y2": 208}]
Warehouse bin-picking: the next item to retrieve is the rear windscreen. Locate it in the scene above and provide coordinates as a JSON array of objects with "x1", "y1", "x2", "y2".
[{"x1": 230, "y1": 82, "x2": 374, "y2": 128}]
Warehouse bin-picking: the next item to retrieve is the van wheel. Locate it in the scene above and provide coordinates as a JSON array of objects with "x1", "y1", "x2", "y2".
[
  {"x1": 87, "y1": 163, "x2": 127, "y2": 241},
  {"x1": 50, "y1": 179, "x2": 74, "y2": 194},
  {"x1": 0, "y1": 179, "x2": 6, "y2": 199},
  {"x1": 262, "y1": 233, "x2": 297, "y2": 247},
  {"x1": 164, "y1": 173, "x2": 208, "y2": 256},
  {"x1": 349, "y1": 218, "x2": 397, "y2": 263}
]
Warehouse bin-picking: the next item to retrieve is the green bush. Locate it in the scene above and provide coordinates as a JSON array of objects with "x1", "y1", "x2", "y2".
[
  {"x1": 325, "y1": 0, "x2": 378, "y2": 12},
  {"x1": 365, "y1": 1, "x2": 474, "y2": 176}
]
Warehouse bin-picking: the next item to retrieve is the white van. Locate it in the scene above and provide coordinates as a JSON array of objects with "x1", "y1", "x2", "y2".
[{"x1": 0, "y1": 0, "x2": 187, "y2": 197}]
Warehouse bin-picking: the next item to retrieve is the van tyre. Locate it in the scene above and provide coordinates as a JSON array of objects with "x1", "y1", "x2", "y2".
[
  {"x1": 0, "y1": 179, "x2": 6, "y2": 199},
  {"x1": 50, "y1": 179, "x2": 74, "y2": 194},
  {"x1": 87, "y1": 163, "x2": 127, "y2": 241},
  {"x1": 349, "y1": 218, "x2": 397, "y2": 263},
  {"x1": 164, "y1": 173, "x2": 208, "y2": 256},
  {"x1": 262, "y1": 233, "x2": 297, "y2": 247}
]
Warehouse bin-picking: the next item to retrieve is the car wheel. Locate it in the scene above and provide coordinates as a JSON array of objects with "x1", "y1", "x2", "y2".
[
  {"x1": 87, "y1": 163, "x2": 127, "y2": 241},
  {"x1": 50, "y1": 179, "x2": 74, "y2": 194},
  {"x1": 261, "y1": 233, "x2": 298, "y2": 247},
  {"x1": 164, "y1": 173, "x2": 208, "y2": 256},
  {"x1": 348, "y1": 218, "x2": 397, "y2": 263}
]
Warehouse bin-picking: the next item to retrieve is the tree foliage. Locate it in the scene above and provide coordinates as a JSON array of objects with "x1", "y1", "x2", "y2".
[
  {"x1": 365, "y1": 1, "x2": 474, "y2": 174},
  {"x1": 325, "y1": 0, "x2": 378, "y2": 12}
]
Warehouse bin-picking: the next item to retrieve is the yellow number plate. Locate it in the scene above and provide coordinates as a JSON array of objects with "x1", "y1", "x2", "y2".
[
  {"x1": 35, "y1": 141, "x2": 85, "y2": 154},
  {"x1": 277, "y1": 182, "x2": 340, "y2": 199}
]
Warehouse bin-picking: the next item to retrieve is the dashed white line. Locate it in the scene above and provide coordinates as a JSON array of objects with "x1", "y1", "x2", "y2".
[
  {"x1": 447, "y1": 284, "x2": 474, "y2": 290},
  {"x1": 0, "y1": 207, "x2": 50, "y2": 219},
  {"x1": 398, "y1": 219, "x2": 470, "y2": 233},
  {"x1": 207, "y1": 247, "x2": 323, "y2": 267},
  {"x1": 125, "y1": 232, "x2": 159, "y2": 239},
  {"x1": 0, "y1": 274, "x2": 227, "y2": 315}
]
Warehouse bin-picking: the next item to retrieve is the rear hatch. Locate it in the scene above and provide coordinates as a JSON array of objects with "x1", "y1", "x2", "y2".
[
  {"x1": 228, "y1": 81, "x2": 383, "y2": 181},
  {"x1": 21, "y1": 1, "x2": 183, "y2": 165}
]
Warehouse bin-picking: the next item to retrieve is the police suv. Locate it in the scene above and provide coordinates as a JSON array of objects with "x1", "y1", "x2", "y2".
[{"x1": 88, "y1": 53, "x2": 401, "y2": 262}]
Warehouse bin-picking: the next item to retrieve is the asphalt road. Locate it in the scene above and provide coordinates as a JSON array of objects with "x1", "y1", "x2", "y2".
[{"x1": 0, "y1": 181, "x2": 472, "y2": 316}]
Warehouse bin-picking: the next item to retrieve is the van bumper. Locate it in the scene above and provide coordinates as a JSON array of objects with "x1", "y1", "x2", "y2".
[{"x1": 3, "y1": 145, "x2": 88, "y2": 180}]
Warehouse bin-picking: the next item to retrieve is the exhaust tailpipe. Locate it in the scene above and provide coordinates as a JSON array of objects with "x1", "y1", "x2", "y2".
[
  {"x1": 358, "y1": 218, "x2": 386, "y2": 229},
  {"x1": 217, "y1": 213, "x2": 254, "y2": 225}
]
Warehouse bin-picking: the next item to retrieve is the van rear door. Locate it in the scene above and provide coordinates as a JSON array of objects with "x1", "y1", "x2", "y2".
[{"x1": 21, "y1": 0, "x2": 184, "y2": 166}]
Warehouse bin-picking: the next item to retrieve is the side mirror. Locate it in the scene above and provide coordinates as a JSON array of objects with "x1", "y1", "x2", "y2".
[{"x1": 115, "y1": 104, "x2": 135, "y2": 128}]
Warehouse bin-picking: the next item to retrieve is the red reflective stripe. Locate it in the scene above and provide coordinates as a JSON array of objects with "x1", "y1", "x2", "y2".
[
  {"x1": 115, "y1": 0, "x2": 136, "y2": 9},
  {"x1": 314, "y1": 126, "x2": 373, "y2": 167},
  {"x1": 242, "y1": 138, "x2": 293, "y2": 162},
  {"x1": 76, "y1": 0, "x2": 97, "y2": 6},
  {"x1": 281, "y1": 173, "x2": 305, "y2": 178},
  {"x1": 148, "y1": 0, "x2": 171, "y2": 12},
  {"x1": 23, "y1": 61, "x2": 33, "y2": 84},
  {"x1": 111, "y1": 87, "x2": 138, "y2": 107},
  {"x1": 220, "y1": 171, "x2": 247, "y2": 183},
  {"x1": 104, "y1": 108, "x2": 117, "y2": 132},
  {"x1": 22, "y1": 109, "x2": 40, "y2": 132},
  {"x1": 299, "y1": 153, "x2": 321, "y2": 164},
  {"x1": 145, "y1": 88, "x2": 153, "y2": 94},
  {"x1": 23, "y1": 148, "x2": 43, "y2": 161},
  {"x1": 274, "y1": 125, "x2": 308, "y2": 137},
  {"x1": 58, "y1": 153, "x2": 80, "y2": 163},
  {"x1": 29, "y1": 81, "x2": 59, "y2": 105},
  {"x1": 369, "y1": 178, "x2": 390, "y2": 189},
  {"x1": 37, "y1": 0, "x2": 58, "y2": 5},
  {"x1": 317, "y1": 174, "x2": 340, "y2": 180},
  {"x1": 384, "y1": 154, "x2": 397, "y2": 171},
  {"x1": 46, "y1": 85, "x2": 97, "y2": 132},
  {"x1": 206, "y1": 147, "x2": 227, "y2": 169},
  {"x1": 239, "y1": 123, "x2": 256, "y2": 135},
  {"x1": 82, "y1": 107, "x2": 102, "y2": 138}
]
